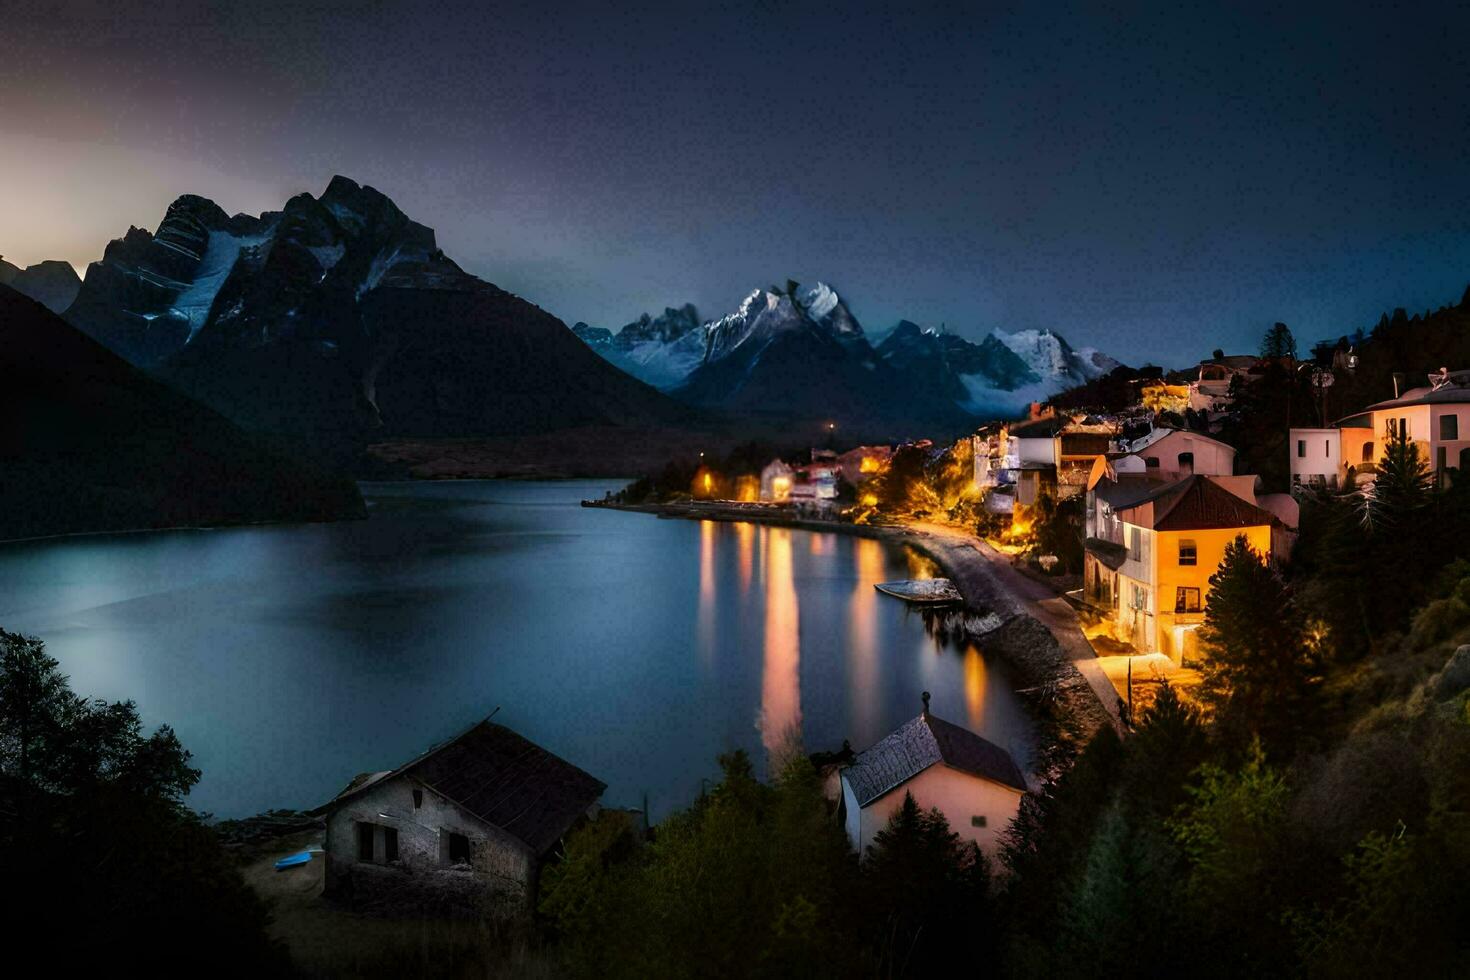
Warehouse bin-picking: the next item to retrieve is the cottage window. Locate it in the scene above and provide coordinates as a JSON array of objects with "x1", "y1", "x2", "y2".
[
  {"x1": 413, "y1": 789, "x2": 423, "y2": 809},
  {"x1": 971, "y1": 815, "x2": 988, "y2": 828},
  {"x1": 1442, "y1": 415, "x2": 1459, "y2": 440},
  {"x1": 384, "y1": 826, "x2": 399, "y2": 863},
  {"x1": 1296, "y1": 440, "x2": 1305, "y2": 458},
  {"x1": 447, "y1": 831, "x2": 471, "y2": 864},
  {"x1": 357, "y1": 822, "x2": 375, "y2": 862},
  {"x1": 1362, "y1": 441, "x2": 1374, "y2": 463},
  {"x1": 1175, "y1": 587, "x2": 1201, "y2": 613},
  {"x1": 1179, "y1": 451, "x2": 1195, "y2": 470},
  {"x1": 1144, "y1": 456, "x2": 1160, "y2": 469},
  {"x1": 1178, "y1": 539, "x2": 1197, "y2": 566}
]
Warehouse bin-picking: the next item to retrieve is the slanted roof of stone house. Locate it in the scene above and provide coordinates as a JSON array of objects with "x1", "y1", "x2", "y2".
[
  {"x1": 321, "y1": 720, "x2": 606, "y2": 855},
  {"x1": 842, "y1": 710, "x2": 1026, "y2": 807}
]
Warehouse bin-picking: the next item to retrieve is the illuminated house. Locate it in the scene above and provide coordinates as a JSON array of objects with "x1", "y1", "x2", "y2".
[
  {"x1": 318, "y1": 719, "x2": 605, "y2": 911},
  {"x1": 839, "y1": 694, "x2": 1025, "y2": 861},
  {"x1": 1083, "y1": 474, "x2": 1277, "y2": 663},
  {"x1": 1053, "y1": 419, "x2": 1118, "y2": 498},
  {"x1": 760, "y1": 459, "x2": 795, "y2": 502},
  {"x1": 837, "y1": 444, "x2": 892, "y2": 486},
  {"x1": 1289, "y1": 368, "x2": 1470, "y2": 489},
  {"x1": 789, "y1": 461, "x2": 840, "y2": 501},
  {"x1": 1106, "y1": 426, "x2": 1237, "y2": 481}
]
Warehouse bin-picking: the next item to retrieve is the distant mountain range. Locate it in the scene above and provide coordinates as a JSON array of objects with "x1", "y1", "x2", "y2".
[
  {"x1": 0, "y1": 284, "x2": 363, "y2": 541},
  {"x1": 0, "y1": 256, "x2": 80, "y2": 313},
  {"x1": 11, "y1": 177, "x2": 1120, "y2": 479},
  {"x1": 62, "y1": 176, "x2": 687, "y2": 453},
  {"x1": 573, "y1": 282, "x2": 1120, "y2": 432}
]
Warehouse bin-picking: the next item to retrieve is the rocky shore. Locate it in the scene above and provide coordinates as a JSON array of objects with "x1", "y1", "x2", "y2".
[{"x1": 585, "y1": 499, "x2": 1119, "y2": 770}]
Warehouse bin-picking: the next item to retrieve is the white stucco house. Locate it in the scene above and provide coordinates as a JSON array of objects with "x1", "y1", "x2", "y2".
[
  {"x1": 839, "y1": 695, "x2": 1026, "y2": 861},
  {"x1": 1288, "y1": 368, "x2": 1470, "y2": 490},
  {"x1": 1288, "y1": 427, "x2": 1342, "y2": 489},
  {"x1": 318, "y1": 718, "x2": 605, "y2": 912}
]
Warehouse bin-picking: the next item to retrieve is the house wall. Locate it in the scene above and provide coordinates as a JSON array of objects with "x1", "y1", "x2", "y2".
[
  {"x1": 846, "y1": 763, "x2": 1024, "y2": 862},
  {"x1": 1428, "y1": 405, "x2": 1470, "y2": 472},
  {"x1": 1339, "y1": 427, "x2": 1375, "y2": 476},
  {"x1": 1137, "y1": 431, "x2": 1235, "y2": 478},
  {"x1": 324, "y1": 776, "x2": 537, "y2": 905},
  {"x1": 1367, "y1": 406, "x2": 1432, "y2": 468},
  {"x1": 1289, "y1": 427, "x2": 1340, "y2": 488},
  {"x1": 1015, "y1": 437, "x2": 1055, "y2": 468},
  {"x1": 760, "y1": 462, "x2": 793, "y2": 501},
  {"x1": 1153, "y1": 525, "x2": 1272, "y2": 663}
]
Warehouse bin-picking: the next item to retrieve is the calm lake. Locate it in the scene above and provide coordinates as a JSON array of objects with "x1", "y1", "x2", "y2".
[{"x1": 0, "y1": 481, "x2": 1034, "y2": 819}]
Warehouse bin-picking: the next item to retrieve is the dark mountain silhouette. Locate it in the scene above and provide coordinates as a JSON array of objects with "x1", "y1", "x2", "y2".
[
  {"x1": 65, "y1": 176, "x2": 690, "y2": 456},
  {"x1": 0, "y1": 284, "x2": 364, "y2": 541},
  {"x1": 0, "y1": 256, "x2": 81, "y2": 313}
]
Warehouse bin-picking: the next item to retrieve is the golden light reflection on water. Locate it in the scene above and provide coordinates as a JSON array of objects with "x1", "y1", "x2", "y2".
[
  {"x1": 760, "y1": 527, "x2": 801, "y2": 752},
  {"x1": 962, "y1": 644, "x2": 988, "y2": 731},
  {"x1": 736, "y1": 521, "x2": 754, "y2": 594},
  {"x1": 905, "y1": 548, "x2": 942, "y2": 579},
  {"x1": 697, "y1": 520, "x2": 716, "y2": 667},
  {"x1": 847, "y1": 537, "x2": 884, "y2": 735}
]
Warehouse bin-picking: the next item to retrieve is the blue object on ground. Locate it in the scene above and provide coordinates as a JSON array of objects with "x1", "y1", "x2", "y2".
[{"x1": 274, "y1": 850, "x2": 313, "y2": 871}]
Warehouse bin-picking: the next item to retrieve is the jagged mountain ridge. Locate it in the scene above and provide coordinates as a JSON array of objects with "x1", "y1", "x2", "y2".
[
  {"x1": 0, "y1": 256, "x2": 81, "y2": 313},
  {"x1": 573, "y1": 282, "x2": 1122, "y2": 426},
  {"x1": 573, "y1": 304, "x2": 706, "y2": 390},
  {"x1": 64, "y1": 176, "x2": 689, "y2": 451},
  {"x1": 0, "y1": 284, "x2": 363, "y2": 541}
]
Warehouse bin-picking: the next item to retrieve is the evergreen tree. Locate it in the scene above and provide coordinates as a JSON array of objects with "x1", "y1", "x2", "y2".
[
  {"x1": 1359, "y1": 426, "x2": 1434, "y2": 631},
  {"x1": 863, "y1": 792, "x2": 992, "y2": 975},
  {"x1": 1261, "y1": 322, "x2": 1298, "y2": 360},
  {"x1": 1197, "y1": 536, "x2": 1320, "y2": 751}
]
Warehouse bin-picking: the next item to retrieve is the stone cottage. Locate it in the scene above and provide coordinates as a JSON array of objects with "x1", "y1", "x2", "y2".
[{"x1": 318, "y1": 718, "x2": 605, "y2": 912}]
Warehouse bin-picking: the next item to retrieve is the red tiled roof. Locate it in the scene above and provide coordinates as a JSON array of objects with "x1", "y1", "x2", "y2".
[{"x1": 1124, "y1": 474, "x2": 1277, "y2": 531}]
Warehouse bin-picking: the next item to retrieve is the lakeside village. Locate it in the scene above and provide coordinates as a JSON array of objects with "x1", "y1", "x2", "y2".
[{"x1": 9, "y1": 320, "x2": 1470, "y2": 975}]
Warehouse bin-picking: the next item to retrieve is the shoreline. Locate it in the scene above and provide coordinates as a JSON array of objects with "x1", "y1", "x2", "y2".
[{"x1": 587, "y1": 499, "x2": 1122, "y2": 767}]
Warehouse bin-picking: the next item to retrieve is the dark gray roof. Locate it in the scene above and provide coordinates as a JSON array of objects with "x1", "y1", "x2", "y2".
[
  {"x1": 842, "y1": 713, "x2": 1026, "y2": 807},
  {"x1": 1085, "y1": 537, "x2": 1128, "y2": 570},
  {"x1": 1094, "y1": 476, "x2": 1171, "y2": 509},
  {"x1": 322, "y1": 720, "x2": 606, "y2": 855}
]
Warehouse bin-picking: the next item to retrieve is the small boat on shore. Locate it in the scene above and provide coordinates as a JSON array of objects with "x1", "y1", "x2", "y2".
[{"x1": 874, "y1": 578, "x2": 963, "y2": 604}]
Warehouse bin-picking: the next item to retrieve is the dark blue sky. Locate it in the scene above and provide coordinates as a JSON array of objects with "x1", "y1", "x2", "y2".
[{"x1": 3, "y1": 1, "x2": 1468, "y2": 366}]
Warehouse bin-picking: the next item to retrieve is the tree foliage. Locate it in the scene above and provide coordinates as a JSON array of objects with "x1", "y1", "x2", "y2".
[
  {"x1": 0, "y1": 629, "x2": 286, "y2": 973},
  {"x1": 1197, "y1": 536, "x2": 1321, "y2": 751}
]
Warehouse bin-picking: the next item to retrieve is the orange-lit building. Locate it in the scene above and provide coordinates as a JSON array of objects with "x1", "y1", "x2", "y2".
[{"x1": 1084, "y1": 474, "x2": 1278, "y2": 663}]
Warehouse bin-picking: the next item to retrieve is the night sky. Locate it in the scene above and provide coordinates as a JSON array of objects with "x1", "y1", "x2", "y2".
[{"x1": 3, "y1": 1, "x2": 1469, "y2": 366}]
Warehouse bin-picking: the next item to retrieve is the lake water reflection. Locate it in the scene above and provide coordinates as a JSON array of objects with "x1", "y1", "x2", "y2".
[{"x1": 0, "y1": 481, "x2": 1033, "y2": 819}]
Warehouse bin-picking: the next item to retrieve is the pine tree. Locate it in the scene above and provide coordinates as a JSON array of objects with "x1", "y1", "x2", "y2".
[
  {"x1": 1360, "y1": 427, "x2": 1434, "y2": 631},
  {"x1": 864, "y1": 792, "x2": 992, "y2": 974},
  {"x1": 1261, "y1": 322, "x2": 1298, "y2": 360},
  {"x1": 1197, "y1": 536, "x2": 1320, "y2": 751}
]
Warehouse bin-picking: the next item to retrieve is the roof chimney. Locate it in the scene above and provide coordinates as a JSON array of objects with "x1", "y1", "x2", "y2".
[
  {"x1": 921, "y1": 691, "x2": 931, "y2": 717},
  {"x1": 1392, "y1": 372, "x2": 1405, "y2": 399}
]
